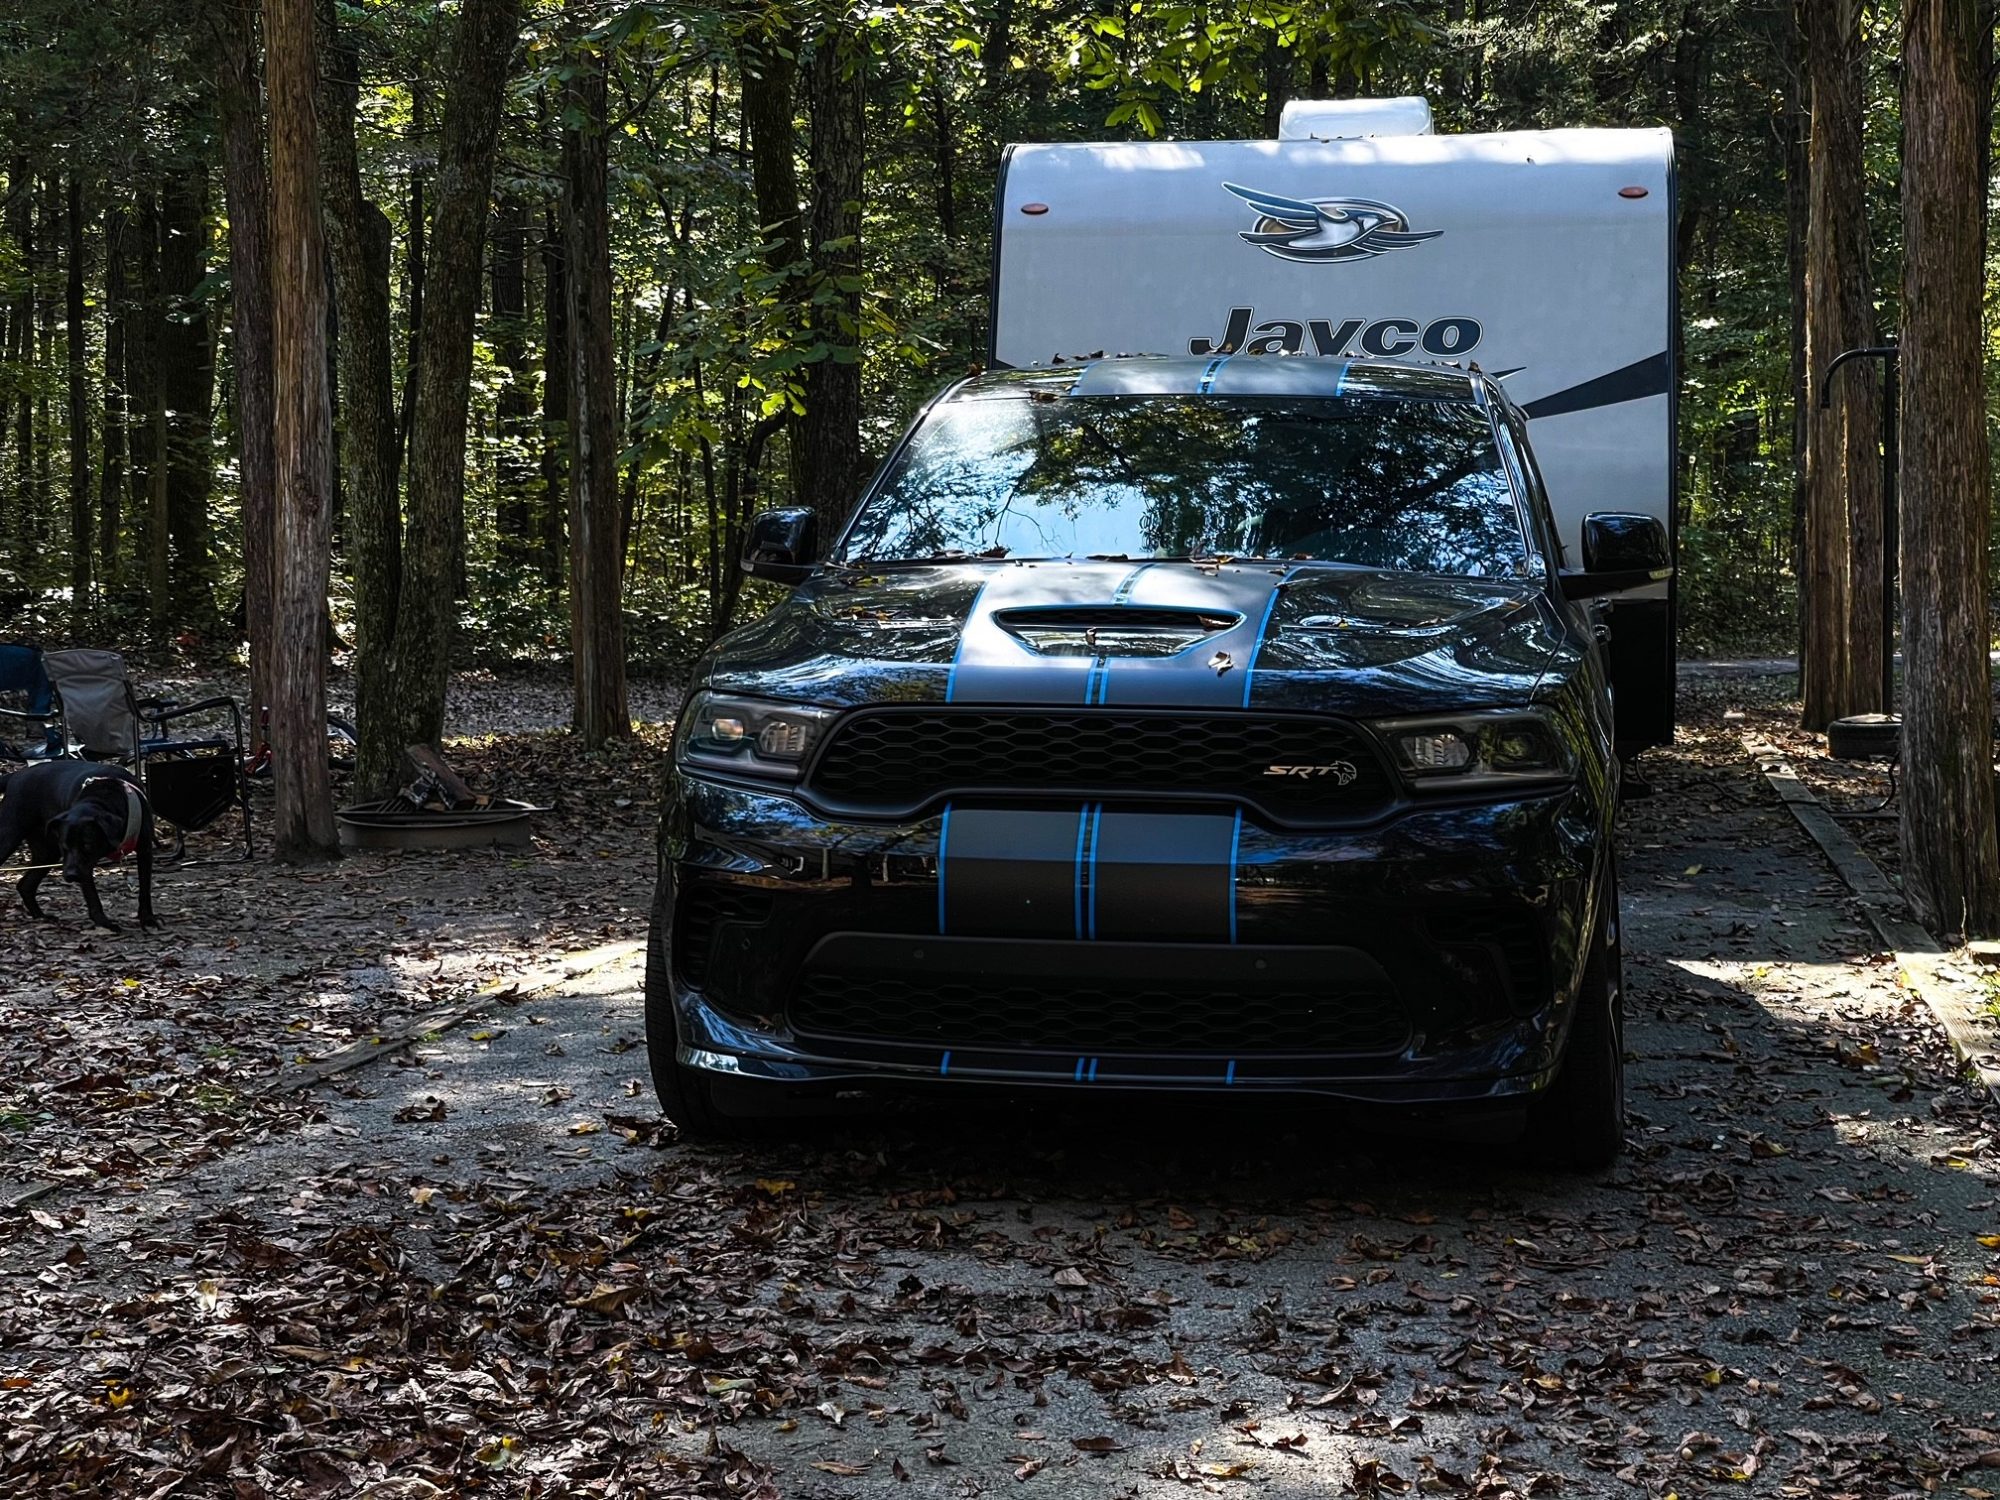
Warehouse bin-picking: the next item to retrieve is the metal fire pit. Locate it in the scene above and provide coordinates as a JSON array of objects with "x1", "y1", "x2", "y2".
[{"x1": 335, "y1": 798, "x2": 542, "y2": 851}]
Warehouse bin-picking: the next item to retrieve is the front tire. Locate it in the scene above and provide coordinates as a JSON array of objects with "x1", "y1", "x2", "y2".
[{"x1": 1525, "y1": 863, "x2": 1625, "y2": 1171}]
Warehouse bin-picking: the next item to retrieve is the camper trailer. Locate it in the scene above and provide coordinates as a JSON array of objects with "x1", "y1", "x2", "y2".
[
  {"x1": 992, "y1": 97, "x2": 1677, "y2": 750},
  {"x1": 644, "y1": 101, "x2": 1678, "y2": 1168}
]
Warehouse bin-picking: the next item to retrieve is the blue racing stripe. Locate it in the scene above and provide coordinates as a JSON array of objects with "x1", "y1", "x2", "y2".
[
  {"x1": 1226, "y1": 1060, "x2": 1237, "y2": 1086},
  {"x1": 1086, "y1": 804, "x2": 1104, "y2": 939},
  {"x1": 1333, "y1": 359, "x2": 1351, "y2": 396},
  {"x1": 1072, "y1": 805, "x2": 1091, "y2": 940},
  {"x1": 1228, "y1": 809, "x2": 1243, "y2": 943},
  {"x1": 1240, "y1": 565, "x2": 1299, "y2": 709},
  {"x1": 1088, "y1": 1058, "x2": 1099, "y2": 1082},
  {"x1": 1074, "y1": 1058, "x2": 1086, "y2": 1082},
  {"x1": 937, "y1": 804, "x2": 953, "y2": 934},
  {"x1": 1197, "y1": 354, "x2": 1234, "y2": 395},
  {"x1": 940, "y1": 1051, "x2": 952, "y2": 1077},
  {"x1": 944, "y1": 577, "x2": 993, "y2": 703}
]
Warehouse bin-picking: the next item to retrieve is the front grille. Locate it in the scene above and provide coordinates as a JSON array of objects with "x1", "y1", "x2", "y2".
[
  {"x1": 789, "y1": 972, "x2": 1410, "y2": 1055},
  {"x1": 674, "y1": 884, "x2": 774, "y2": 986},
  {"x1": 806, "y1": 709, "x2": 1392, "y2": 820}
]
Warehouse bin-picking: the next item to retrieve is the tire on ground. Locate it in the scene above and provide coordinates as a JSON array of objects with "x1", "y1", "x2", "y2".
[{"x1": 1525, "y1": 861, "x2": 1625, "y2": 1171}]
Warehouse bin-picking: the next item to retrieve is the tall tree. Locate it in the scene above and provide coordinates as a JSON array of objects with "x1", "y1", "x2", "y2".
[
  {"x1": 796, "y1": 23, "x2": 865, "y2": 534},
  {"x1": 64, "y1": 170, "x2": 89, "y2": 624},
  {"x1": 1798, "y1": 0, "x2": 1883, "y2": 729},
  {"x1": 159, "y1": 162, "x2": 217, "y2": 626},
  {"x1": 213, "y1": 0, "x2": 278, "y2": 716},
  {"x1": 561, "y1": 18, "x2": 629, "y2": 747},
  {"x1": 98, "y1": 206, "x2": 125, "y2": 589},
  {"x1": 1897, "y1": 0, "x2": 2000, "y2": 937},
  {"x1": 379, "y1": 0, "x2": 521, "y2": 777},
  {"x1": 264, "y1": 0, "x2": 339, "y2": 859},
  {"x1": 491, "y1": 194, "x2": 535, "y2": 555},
  {"x1": 316, "y1": 0, "x2": 403, "y2": 796}
]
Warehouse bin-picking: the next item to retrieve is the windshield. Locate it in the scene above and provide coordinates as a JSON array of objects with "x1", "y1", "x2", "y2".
[{"x1": 840, "y1": 394, "x2": 1530, "y2": 577}]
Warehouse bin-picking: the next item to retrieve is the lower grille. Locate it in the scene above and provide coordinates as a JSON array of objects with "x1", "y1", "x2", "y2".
[
  {"x1": 788, "y1": 972, "x2": 1410, "y2": 1056},
  {"x1": 1431, "y1": 912, "x2": 1548, "y2": 1015},
  {"x1": 674, "y1": 884, "x2": 774, "y2": 986},
  {"x1": 803, "y1": 709, "x2": 1392, "y2": 822}
]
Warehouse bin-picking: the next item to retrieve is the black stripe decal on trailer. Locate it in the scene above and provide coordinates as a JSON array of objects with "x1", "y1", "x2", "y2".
[{"x1": 1521, "y1": 351, "x2": 1671, "y2": 421}]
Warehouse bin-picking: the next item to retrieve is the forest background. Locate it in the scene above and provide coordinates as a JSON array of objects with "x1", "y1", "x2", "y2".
[{"x1": 0, "y1": 0, "x2": 1946, "y2": 737}]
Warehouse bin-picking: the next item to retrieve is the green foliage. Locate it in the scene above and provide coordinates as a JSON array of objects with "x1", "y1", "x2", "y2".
[{"x1": 0, "y1": 0, "x2": 1983, "y2": 672}]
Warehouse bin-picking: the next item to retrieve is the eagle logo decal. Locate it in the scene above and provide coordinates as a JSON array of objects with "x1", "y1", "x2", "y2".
[{"x1": 1223, "y1": 182, "x2": 1443, "y2": 264}]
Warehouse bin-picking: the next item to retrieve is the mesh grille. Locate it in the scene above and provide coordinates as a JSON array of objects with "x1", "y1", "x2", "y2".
[
  {"x1": 1431, "y1": 911, "x2": 1548, "y2": 1015},
  {"x1": 789, "y1": 971, "x2": 1409, "y2": 1056},
  {"x1": 806, "y1": 709, "x2": 1391, "y2": 819},
  {"x1": 674, "y1": 884, "x2": 774, "y2": 986}
]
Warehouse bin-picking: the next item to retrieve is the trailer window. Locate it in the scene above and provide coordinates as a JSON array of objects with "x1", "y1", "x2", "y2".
[{"x1": 842, "y1": 395, "x2": 1528, "y2": 577}]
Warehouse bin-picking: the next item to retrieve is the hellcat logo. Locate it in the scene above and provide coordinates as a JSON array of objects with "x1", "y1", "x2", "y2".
[
  {"x1": 1224, "y1": 183, "x2": 1443, "y2": 265},
  {"x1": 1189, "y1": 308, "x2": 1484, "y2": 359}
]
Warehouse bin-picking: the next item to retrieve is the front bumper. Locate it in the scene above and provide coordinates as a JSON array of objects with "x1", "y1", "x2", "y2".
[{"x1": 656, "y1": 773, "x2": 1608, "y2": 1108}]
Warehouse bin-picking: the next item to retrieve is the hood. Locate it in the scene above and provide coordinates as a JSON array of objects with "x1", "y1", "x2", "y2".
[{"x1": 702, "y1": 560, "x2": 1568, "y2": 717}]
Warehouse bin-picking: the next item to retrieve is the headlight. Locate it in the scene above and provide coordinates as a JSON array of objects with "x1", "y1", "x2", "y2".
[
  {"x1": 1372, "y1": 708, "x2": 1575, "y2": 792},
  {"x1": 674, "y1": 692, "x2": 838, "y2": 780}
]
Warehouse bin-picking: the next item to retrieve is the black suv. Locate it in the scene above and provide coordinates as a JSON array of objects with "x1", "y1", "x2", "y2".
[{"x1": 647, "y1": 356, "x2": 1670, "y2": 1167}]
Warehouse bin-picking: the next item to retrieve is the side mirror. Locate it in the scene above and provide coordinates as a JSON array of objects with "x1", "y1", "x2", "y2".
[
  {"x1": 1560, "y1": 512, "x2": 1673, "y2": 600},
  {"x1": 741, "y1": 507, "x2": 819, "y2": 585}
]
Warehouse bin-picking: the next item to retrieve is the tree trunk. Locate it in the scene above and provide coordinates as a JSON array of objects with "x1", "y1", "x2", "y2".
[
  {"x1": 263, "y1": 0, "x2": 339, "y2": 859},
  {"x1": 319, "y1": 0, "x2": 407, "y2": 798},
  {"x1": 396, "y1": 81, "x2": 426, "y2": 486},
  {"x1": 128, "y1": 190, "x2": 167, "y2": 613},
  {"x1": 562, "y1": 26, "x2": 630, "y2": 747},
  {"x1": 6, "y1": 157, "x2": 30, "y2": 541},
  {"x1": 159, "y1": 163, "x2": 217, "y2": 626},
  {"x1": 1783, "y1": 0, "x2": 1809, "y2": 662},
  {"x1": 798, "y1": 29, "x2": 866, "y2": 535},
  {"x1": 214, "y1": 0, "x2": 278, "y2": 714},
  {"x1": 741, "y1": 29, "x2": 803, "y2": 279},
  {"x1": 65, "y1": 171, "x2": 90, "y2": 626},
  {"x1": 1897, "y1": 0, "x2": 2000, "y2": 938},
  {"x1": 491, "y1": 194, "x2": 534, "y2": 555},
  {"x1": 388, "y1": 0, "x2": 522, "y2": 754},
  {"x1": 1799, "y1": 0, "x2": 1881, "y2": 727},
  {"x1": 539, "y1": 201, "x2": 569, "y2": 583},
  {"x1": 99, "y1": 207, "x2": 126, "y2": 589}
]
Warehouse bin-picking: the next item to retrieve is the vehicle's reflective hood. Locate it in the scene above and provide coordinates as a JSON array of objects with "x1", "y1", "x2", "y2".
[{"x1": 700, "y1": 560, "x2": 1570, "y2": 716}]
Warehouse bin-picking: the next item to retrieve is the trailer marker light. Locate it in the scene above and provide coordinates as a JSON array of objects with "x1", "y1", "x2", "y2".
[
  {"x1": 1618, "y1": 186, "x2": 1649, "y2": 199},
  {"x1": 1021, "y1": 202, "x2": 1050, "y2": 215}
]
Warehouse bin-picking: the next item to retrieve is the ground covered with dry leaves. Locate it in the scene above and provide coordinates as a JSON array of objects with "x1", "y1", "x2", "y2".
[{"x1": 2, "y1": 672, "x2": 1998, "y2": 1499}]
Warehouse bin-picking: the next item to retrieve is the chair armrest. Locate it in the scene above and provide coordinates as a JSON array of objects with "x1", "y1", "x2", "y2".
[
  {"x1": 0, "y1": 706, "x2": 59, "y2": 725},
  {"x1": 149, "y1": 695, "x2": 237, "y2": 721},
  {"x1": 147, "y1": 696, "x2": 245, "y2": 750}
]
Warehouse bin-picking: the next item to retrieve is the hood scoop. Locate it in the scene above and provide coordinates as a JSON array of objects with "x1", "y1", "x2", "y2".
[{"x1": 995, "y1": 605, "x2": 1243, "y2": 659}]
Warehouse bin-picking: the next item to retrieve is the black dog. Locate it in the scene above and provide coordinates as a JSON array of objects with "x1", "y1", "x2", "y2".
[{"x1": 0, "y1": 760, "x2": 157, "y2": 932}]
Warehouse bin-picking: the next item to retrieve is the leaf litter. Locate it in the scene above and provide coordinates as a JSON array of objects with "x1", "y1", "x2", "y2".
[{"x1": 0, "y1": 669, "x2": 1997, "y2": 1496}]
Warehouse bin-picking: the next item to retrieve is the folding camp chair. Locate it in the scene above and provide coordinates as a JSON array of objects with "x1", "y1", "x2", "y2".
[
  {"x1": 41, "y1": 649, "x2": 253, "y2": 859},
  {"x1": 0, "y1": 643, "x2": 62, "y2": 763}
]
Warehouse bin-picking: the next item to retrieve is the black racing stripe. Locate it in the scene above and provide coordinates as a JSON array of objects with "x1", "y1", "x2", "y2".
[
  {"x1": 1522, "y1": 352, "x2": 1671, "y2": 421},
  {"x1": 940, "y1": 807, "x2": 1085, "y2": 939},
  {"x1": 1089, "y1": 809, "x2": 1237, "y2": 944}
]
